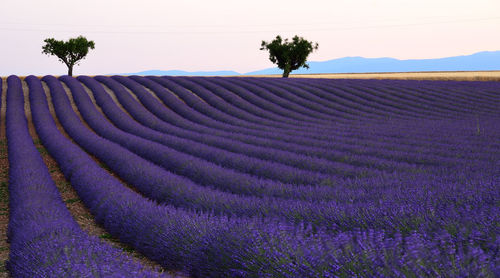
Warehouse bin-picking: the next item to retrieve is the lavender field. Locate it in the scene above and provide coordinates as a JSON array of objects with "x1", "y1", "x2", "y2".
[{"x1": 3, "y1": 75, "x2": 499, "y2": 277}]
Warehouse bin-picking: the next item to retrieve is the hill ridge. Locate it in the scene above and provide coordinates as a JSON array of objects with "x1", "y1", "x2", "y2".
[{"x1": 118, "y1": 51, "x2": 500, "y2": 76}]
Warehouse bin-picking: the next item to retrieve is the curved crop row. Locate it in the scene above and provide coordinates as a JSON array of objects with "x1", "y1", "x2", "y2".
[
  {"x1": 115, "y1": 76, "x2": 421, "y2": 172},
  {"x1": 95, "y1": 75, "x2": 372, "y2": 178},
  {"x1": 6, "y1": 76, "x2": 162, "y2": 277},
  {"x1": 351, "y1": 81, "x2": 480, "y2": 116},
  {"x1": 22, "y1": 74, "x2": 450, "y2": 278},
  {"x1": 133, "y1": 76, "x2": 467, "y2": 167},
  {"x1": 12, "y1": 75, "x2": 498, "y2": 277},
  {"x1": 287, "y1": 78, "x2": 453, "y2": 118},
  {"x1": 186, "y1": 77, "x2": 500, "y2": 157},
  {"x1": 228, "y1": 77, "x2": 409, "y2": 120},
  {"x1": 43, "y1": 76, "x2": 403, "y2": 228},
  {"x1": 149, "y1": 76, "x2": 488, "y2": 160},
  {"x1": 313, "y1": 78, "x2": 496, "y2": 115},
  {"x1": 74, "y1": 76, "x2": 356, "y2": 194},
  {"x1": 190, "y1": 76, "x2": 342, "y2": 125},
  {"x1": 204, "y1": 77, "x2": 366, "y2": 120},
  {"x1": 50, "y1": 76, "x2": 499, "y2": 239}
]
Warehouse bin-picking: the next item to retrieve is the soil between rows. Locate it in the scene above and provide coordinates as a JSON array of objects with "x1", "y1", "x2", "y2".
[
  {"x1": 0, "y1": 77, "x2": 9, "y2": 277},
  {"x1": 0, "y1": 77, "x2": 192, "y2": 276}
]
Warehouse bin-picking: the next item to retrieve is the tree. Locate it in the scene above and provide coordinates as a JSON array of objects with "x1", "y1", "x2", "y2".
[
  {"x1": 260, "y1": 35, "x2": 318, "y2": 78},
  {"x1": 42, "y1": 36, "x2": 95, "y2": 76}
]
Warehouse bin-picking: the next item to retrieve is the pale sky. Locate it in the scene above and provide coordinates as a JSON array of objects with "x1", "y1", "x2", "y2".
[{"x1": 1, "y1": 0, "x2": 499, "y2": 75}]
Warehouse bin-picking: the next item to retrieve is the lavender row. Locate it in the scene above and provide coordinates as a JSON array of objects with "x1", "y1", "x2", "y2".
[
  {"x1": 166, "y1": 76, "x2": 338, "y2": 123},
  {"x1": 229, "y1": 77, "x2": 418, "y2": 120},
  {"x1": 286, "y1": 78, "x2": 460, "y2": 118},
  {"x1": 335, "y1": 82, "x2": 466, "y2": 117},
  {"x1": 129, "y1": 75, "x2": 496, "y2": 164},
  {"x1": 387, "y1": 79, "x2": 500, "y2": 107},
  {"x1": 294, "y1": 114, "x2": 500, "y2": 157},
  {"x1": 166, "y1": 78, "x2": 500, "y2": 164},
  {"x1": 195, "y1": 78, "x2": 500, "y2": 154},
  {"x1": 223, "y1": 77, "x2": 450, "y2": 140},
  {"x1": 206, "y1": 76, "x2": 378, "y2": 121},
  {"x1": 370, "y1": 82, "x2": 473, "y2": 114},
  {"x1": 114, "y1": 75, "x2": 423, "y2": 172},
  {"x1": 7, "y1": 76, "x2": 163, "y2": 277},
  {"x1": 46, "y1": 75, "x2": 370, "y2": 224},
  {"x1": 288, "y1": 78, "x2": 449, "y2": 119},
  {"x1": 125, "y1": 75, "x2": 423, "y2": 170},
  {"x1": 154, "y1": 76, "x2": 486, "y2": 159},
  {"x1": 169, "y1": 76, "x2": 332, "y2": 130},
  {"x1": 279, "y1": 77, "x2": 454, "y2": 119},
  {"x1": 33, "y1": 75, "x2": 500, "y2": 276},
  {"x1": 25, "y1": 74, "x2": 474, "y2": 277},
  {"x1": 205, "y1": 76, "x2": 498, "y2": 143},
  {"x1": 306, "y1": 79, "x2": 500, "y2": 150},
  {"x1": 188, "y1": 76, "x2": 345, "y2": 125},
  {"x1": 193, "y1": 76, "x2": 424, "y2": 133},
  {"x1": 211, "y1": 77, "x2": 486, "y2": 153},
  {"x1": 208, "y1": 76, "x2": 407, "y2": 126},
  {"x1": 241, "y1": 77, "x2": 426, "y2": 120},
  {"x1": 352, "y1": 80, "x2": 491, "y2": 116},
  {"x1": 321, "y1": 78, "x2": 500, "y2": 116},
  {"x1": 93, "y1": 75, "x2": 375, "y2": 178},
  {"x1": 153, "y1": 76, "x2": 349, "y2": 133},
  {"x1": 158, "y1": 76, "x2": 500, "y2": 164},
  {"x1": 312, "y1": 112, "x2": 500, "y2": 154},
  {"x1": 141, "y1": 76, "x2": 408, "y2": 142},
  {"x1": 48, "y1": 76, "x2": 498, "y2": 238},
  {"x1": 94, "y1": 76, "x2": 369, "y2": 178},
  {"x1": 340, "y1": 115, "x2": 500, "y2": 151},
  {"x1": 216, "y1": 77, "x2": 346, "y2": 121},
  {"x1": 53, "y1": 75, "x2": 427, "y2": 229},
  {"x1": 43, "y1": 75, "x2": 458, "y2": 233},
  {"x1": 27, "y1": 75, "x2": 352, "y2": 277},
  {"x1": 137, "y1": 76, "x2": 470, "y2": 166},
  {"x1": 159, "y1": 76, "x2": 320, "y2": 132},
  {"x1": 142, "y1": 77, "x2": 498, "y2": 165},
  {"x1": 73, "y1": 76, "x2": 361, "y2": 190},
  {"x1": 159, "y1": 77, "x2": 496, "y2": 163},
  {"x1": 175, "y1": 76, "x2": 349, "y2": 125},
  {"x1": 125, "y1": 76, "x2": 405, "y2": 171},
  {"x1": 345, "y1": 81, "x2": 499, "y2": 117},
  {"x1": 201, "y1": 77, "x2": 451, "y2": 147},
  {"x1": 169, "y1": 76, "x2": 403, "y2": 131},
  {"x1": 140, "y1": 76, "x2": 365, "y2": 136},
  {"x1": 318, "y1": 78, "x2": 500, "y2": 112}
]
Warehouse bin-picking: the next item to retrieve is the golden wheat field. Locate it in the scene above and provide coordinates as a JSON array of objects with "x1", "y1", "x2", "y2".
[{"x1": 246, "y1": 71, "x2": 500, "y2": 81}]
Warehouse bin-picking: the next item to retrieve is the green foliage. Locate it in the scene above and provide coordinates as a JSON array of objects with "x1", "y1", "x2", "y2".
[
  {"x1": 260, "y1": 35, "x2": 318, "y2": 77},
  {"x1": 64, "y1": 198, "x2": 81, "y2": 204},
  {"x1": 42, "y1": 36, "x2": 95, "y2": 76},
  {"x1": 99, "y1": 233, "x2": 113, "y2": 239}
]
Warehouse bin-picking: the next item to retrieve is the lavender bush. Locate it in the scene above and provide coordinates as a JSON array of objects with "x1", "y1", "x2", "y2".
[
  {"x1": 4, "y1": 74, "x2": 497, "y2": 276},
  {"x1": 7, "y1": 75, "x2": 165, "y2": 277}
]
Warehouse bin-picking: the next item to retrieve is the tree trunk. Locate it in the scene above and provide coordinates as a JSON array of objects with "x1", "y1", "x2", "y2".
[
  {"x1": 68, "y1": 65, "x2": 73, "y2": 76},
  {"x1": 282, "y1": 64, "x2": 291, "y2": 78}
]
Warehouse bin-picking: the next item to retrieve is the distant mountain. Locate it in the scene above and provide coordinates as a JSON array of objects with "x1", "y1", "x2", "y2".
[
  {"x1": 119, "y1": 51, "x2": 500, "y2": 76},
  {"x1": 245, "y1": 51, "x2": 500, "y2": 75},
  {"x1": 119, "y1": 69, "x2": 240, "y2": 76}
]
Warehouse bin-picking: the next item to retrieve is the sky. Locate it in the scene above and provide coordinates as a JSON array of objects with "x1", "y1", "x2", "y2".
[{"x1": 1, "y1": 0, "x2": 499, "y2": 75}]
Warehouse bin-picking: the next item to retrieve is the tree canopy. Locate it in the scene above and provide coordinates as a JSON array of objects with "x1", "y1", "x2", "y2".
[
  {"x1": 42, "y1": 36, "x2": 95, "y2": 76},
  {"x1": 260, "y1": 35, "x2": 318, "y2": 78}
]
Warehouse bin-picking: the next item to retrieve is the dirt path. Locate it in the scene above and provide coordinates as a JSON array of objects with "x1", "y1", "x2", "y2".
[{"x1": 0, "y1": 77, "x2": 9, "y2": 277}]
